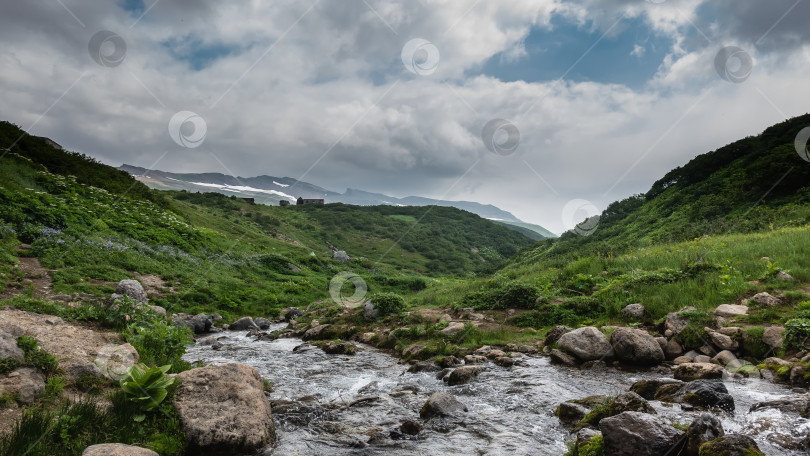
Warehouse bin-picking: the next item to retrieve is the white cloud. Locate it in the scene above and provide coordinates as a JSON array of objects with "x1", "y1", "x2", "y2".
[{"x1": 0, "y1": 0, "x2": 808, "y2": 234}]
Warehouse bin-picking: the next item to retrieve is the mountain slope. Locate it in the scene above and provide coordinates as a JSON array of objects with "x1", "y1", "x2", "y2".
[
  {"x1": 522, "y1": 113, "x2": 810, "y2": 261},
  {"x1": 120, "y1": 165, "x2": 555, "y2": 239}
]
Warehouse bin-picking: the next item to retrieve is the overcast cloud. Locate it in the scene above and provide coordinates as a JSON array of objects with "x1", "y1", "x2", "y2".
[{"x1": 1, "y1": 0, "x2": 809, "y2": 234}]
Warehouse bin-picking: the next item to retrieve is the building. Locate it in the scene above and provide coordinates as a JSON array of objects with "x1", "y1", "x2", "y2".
[
  {"x1": 279, "y1": 200, "x2": 291, "y2": 206},
  {"x1": 297, "y1": 197, "x2": 324, "y2": 205}
]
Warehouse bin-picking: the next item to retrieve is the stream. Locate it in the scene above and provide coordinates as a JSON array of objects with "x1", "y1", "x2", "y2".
[{"x1": 184, "y1": 326, "x2": 810, "y2": 455}]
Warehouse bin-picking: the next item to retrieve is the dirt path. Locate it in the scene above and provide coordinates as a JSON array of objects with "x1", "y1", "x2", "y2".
[{"x1": 0, "y1": 244, "x2": 54, "y2": 300}]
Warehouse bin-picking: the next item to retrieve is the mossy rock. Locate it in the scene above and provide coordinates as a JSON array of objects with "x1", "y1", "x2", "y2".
[{"x1": 698, "y1": 434, "x2": 764, "y2": 456}]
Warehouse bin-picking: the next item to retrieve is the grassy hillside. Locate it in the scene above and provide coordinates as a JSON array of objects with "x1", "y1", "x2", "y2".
[{"x1": 534, "y1": 113, "x2": 810, "y2": 259}]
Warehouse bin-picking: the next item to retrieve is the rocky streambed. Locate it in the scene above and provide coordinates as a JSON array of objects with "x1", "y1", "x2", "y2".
[{"x1": 184, "y1": 327, "x2": 810, "y2": 455}]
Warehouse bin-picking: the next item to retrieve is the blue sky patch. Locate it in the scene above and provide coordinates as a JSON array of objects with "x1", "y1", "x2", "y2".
[
  {"x1": 478, "y1": 14, "x2": 674, "y2": 88},
  {"x1": 162, "y1": 36, "x2": 242, "y2": 71}
]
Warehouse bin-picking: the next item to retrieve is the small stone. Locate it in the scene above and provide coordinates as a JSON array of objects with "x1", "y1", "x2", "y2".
[
  {"x1": 711, "y1": 350, "x2": 737, "y2": 366},
  {"x1": 714, "y1": 304, "x2": 748, "y2": 318},
  {"x1": 444, "y1": 366, "x2": 486, "y2": 386},
  {"x1": 621, "y1": 303, "x2": 645, "y2": 321},
  {"x1": 420, "y1": 392, "x2": 467, "y2": 419},
  {"x1": 751, "y1": 292, "x2": 780, "y2": 307}
]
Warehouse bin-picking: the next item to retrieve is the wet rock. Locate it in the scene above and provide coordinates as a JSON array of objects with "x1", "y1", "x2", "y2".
[
  {"x1": 600, "y1": 411, "x2": 685, "y2": 456},
  {"x1": 313, "y1": 341, "x2": 358, "y2": 355},
  {"x1": 485, "y1": 349, "x2": 506, "y2": 359},
  {"x1": 750, "y1": 393, "x2": 810, "y2": 418},
  {"x1": 557, "y1": 327, "x2": 614, "y2": 362},
  {"x1": 763, "y1": 356, "x2": 791, "y2": 367},
  {"x1": 665, "y1": 338, "x2": 684, "y2": 359},
  {"x1": 463, "y1": 355, "x2": 487, "y2": 364},
  {"x1": 174, "y1": 363, "x2": 275, "y2": 454},
  {"x1": 714, "y1": 304, "x2": 748, "y2": 318},
  {"x1": 550, "y1": 349, "x2": 578, "y2": 366},
  {"x1": 686, "y1": 414, "x2": 724, "y2": 456},
  {"x1": 420, "y1": 392, "x2": 468, "y2": 419},
  {"x1": 82, "y1": 443, "x2": 159, "y2": 456},
  {"x1": 629, "y1": 379, "x2": 683, "y2": 400},
  {"x1": 751, "y1": 292, "x2": 780, "y2": 307},
  {"x1": 544, "y1": 325, "x2": 571, "y2": 346},
  {"x1": 555, "y1": 401, "x2": 589, "y2": 423},
  {"x1": 254, "y1": 317, "x2": 271, "y2": 330},
  {"x1": 284, "y1": 308, "x2": 304, "y2": 321},
  {"x1": 612, "y1": 391, "x2": 656, "y2": 416},
  {"x1": 674, "y1": 355, "x2": 693, "y2": 365},
  {"x1": 0, "y1": 367, "x2": 45, "y2": 404},
  {"x1": 435, "y1": 368, "x2": 452, "y2": 381},
  {"x1": 610, "y1": 327, "x2": 665, "y2": 366},
  {"x1": 399, "y1": 419, "x2": 422, "y2": 435},
  {"x1": 672, "y1": 380, "x2": 735, "y2": 413},
  {"x1": 621, "y1": 303, "x2": 645, "y2": 321},
  {"x1": 170, "y1": 313, "x2": 212, "y2": 334},
  {"x1": 445, "y1": 365, "x2": 485, "y2": 386},
  {"x1": 402, "y1": 344, "x2": 427, "y2": 358},
  {"x1": 116, "y1": 279, "x2": 148, "y2": 303},
  {"x1": 575, "y1": 428, "x2": 602, "y2": 450},
  {"x1": 493, "y1": 356, "x2": 515, "y2": 367},
  {"x1": 674, "y1": 363, "x2": 724, "y2": 382},
  {"x1": 407, "y1": 361, "x2": 439, "y2": 373},
  {"x1": 790, "y1": 365, "x2": 809, "y2": 387},
  {"x1": 698, "y1": 434, "x2": 764, "y2": 456},
  {"x1": 762, "y1": 326, "x2": 786, "y2": 349},
  {"x1": 0, "y1": 331, "x2": 23, "y2": 361},
  {"x1": 438, "y1": 356, "x2": 460, "y2": 368},
  {"x1": 230, "y1": 316, "x2": 259, "y2": 331},
  {"x1": 711, "y1": 350, "x2": 737, "y2": 366},
  {"x1": 302, "y1": 324, "x2": 331, "y2": 341}
]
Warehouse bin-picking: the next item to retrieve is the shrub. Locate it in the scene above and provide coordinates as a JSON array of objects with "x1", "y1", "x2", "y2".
[
  {"x1": 119, "y1": 364, "x2": 175, "y2": 422},
  {"x1": 123, "y1": 318, "x2": 193, "y2": 372},
  {"x1": 370, "y1": 292, "x2": 406, "y2": 316},
  {"x1": 0, "y1": 357, "x2": 21, "y2": 374},
  {"x1": 16, "y1": 335, "x2": 58, "y2": 376},
  {"x1": 43, "y1": 376, "x2": 67, "y2": 402},
  {"x1": 784, "y1": 318, "x2": 810, "y2": 350},
  {"x1": 496, "y1": 283, "x2": 541, "y2": 309}
]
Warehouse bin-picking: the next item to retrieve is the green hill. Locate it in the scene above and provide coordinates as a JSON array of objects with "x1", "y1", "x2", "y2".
[
  {"x1": 528, "y1": 113, "x2": 810, "y2": 260},
  {"x1": 0, "y1": 121, "x2": 534, "y2": 321}
]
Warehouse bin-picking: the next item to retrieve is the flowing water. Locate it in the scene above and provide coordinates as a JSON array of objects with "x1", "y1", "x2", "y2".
[{"x1": 184, "y1": 327, "x2": 810, "y2": 455}]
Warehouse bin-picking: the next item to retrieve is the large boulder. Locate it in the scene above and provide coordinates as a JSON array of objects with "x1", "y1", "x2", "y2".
[
  {"x1": 610, "y1": 328, "x2": 665, "y2": 366},
  {"x1": 445, "y1": 365, "x2": 485, "y2": 386},
  {"x1": 686, "y1": 414, "x2": 724, "y2": 456},
  {"x1": 171, "y1": 313, "x2": 212, "y2": 334},
  {"x1": 600, "y1": 411, "x2": 685, "y2": 456},
  {"x1": 116, "y1": 280, "x2": 148, "y2": 303},
  {"x1": 698, "y1": 435, "x2": 764, "y2": 456},
  {"x1": 0, "y1": 331, "x2": 24, "y2": 361},
  {"x1": 658, "y1": 380, "x2": 735, "y2": 413},
  {"x1": 621, "y1": 303, "x2": 645, "y2": 321},
  {"x1": 173, "y1": 363, "x2": 275, "y2": 454},
  {"x1": 230, "y1": 317, "x2": 259, "y2": 331},
  {"x1": 82, "y1": 444, "x2": 159, "y2": 456},
  {"x1": 674, "y1": 363, "x2": 724, "y2": 382},
  {"x1": 751, "y1": 292, "x2": 780, "y2": 307},
  {"x1": 750, "y1": 393, "x2": 810, "y2": 418},
  {"x1": 302, "y1": 324, "x2": 331, "y2": 341},
  {"x1": 0, "y1": 367, "x2": 45, "y2": 404},
  {"x1": 254, "y1": 318, "x2": 271, "y2": 330},
  {"x1": 420, "y1": 392, "x2": 468, "y2": 419},
  {"x1": 557, "y1": 327, "x2": 614, "y2": 361},
  {"x1": 762, "y1": 326, "x2": 785, "y2": 349},
  {"x1": 714, "y1": 304, "x2": 748, "y2": 318},
  {"x1": 629, "y1": 379, "x2": 683, "y2": 400}
]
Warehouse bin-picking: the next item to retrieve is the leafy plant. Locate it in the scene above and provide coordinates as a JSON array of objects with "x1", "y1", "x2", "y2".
[
  {"x1": 119, "y1": 364, "x2": 175, "y2": 422},
  {"x1": 784, "y1": 318, "x2": 810, "y2": 350},
  {"x1": 44, "y1": 376, "x2": 67, "y2": 402},
  {"x1": 123, "y1": 318, "x2": 193, "y2": 372}
]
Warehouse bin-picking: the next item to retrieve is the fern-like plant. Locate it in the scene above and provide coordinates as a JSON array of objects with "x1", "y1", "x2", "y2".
[{"x1": 119, "y1": 364, "x2": 175, "y2": 422}]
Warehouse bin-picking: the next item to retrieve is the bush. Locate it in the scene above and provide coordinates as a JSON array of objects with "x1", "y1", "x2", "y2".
[
  {"x1": 16, "y1": 335, "x2": 58, "y2": 376},
  {"x1": 123, "y1": 318, "x2": 193, "y2": 372},
  {"x1": 370, "y1": 292, "x2": 406, "y2": 316},
  {"x1": 784, "y1": 318, "x2": 810, "y2": 350},
  {"x1": 0, "y1": 357, "x2": 21, "y2": 374},
  {"x1": 496, "y1": 283, "x2": 541, "y2": 309}
]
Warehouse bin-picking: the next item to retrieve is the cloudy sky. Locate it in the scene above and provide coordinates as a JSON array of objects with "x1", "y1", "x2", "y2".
[{"x1": 2, "y1": 0, "x2": 809, "y2": 234}]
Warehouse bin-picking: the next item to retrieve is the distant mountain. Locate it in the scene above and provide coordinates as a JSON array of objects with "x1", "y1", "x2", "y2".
[{"x1": 119, "y1": 164, "x2": 556, "y2": 239}]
